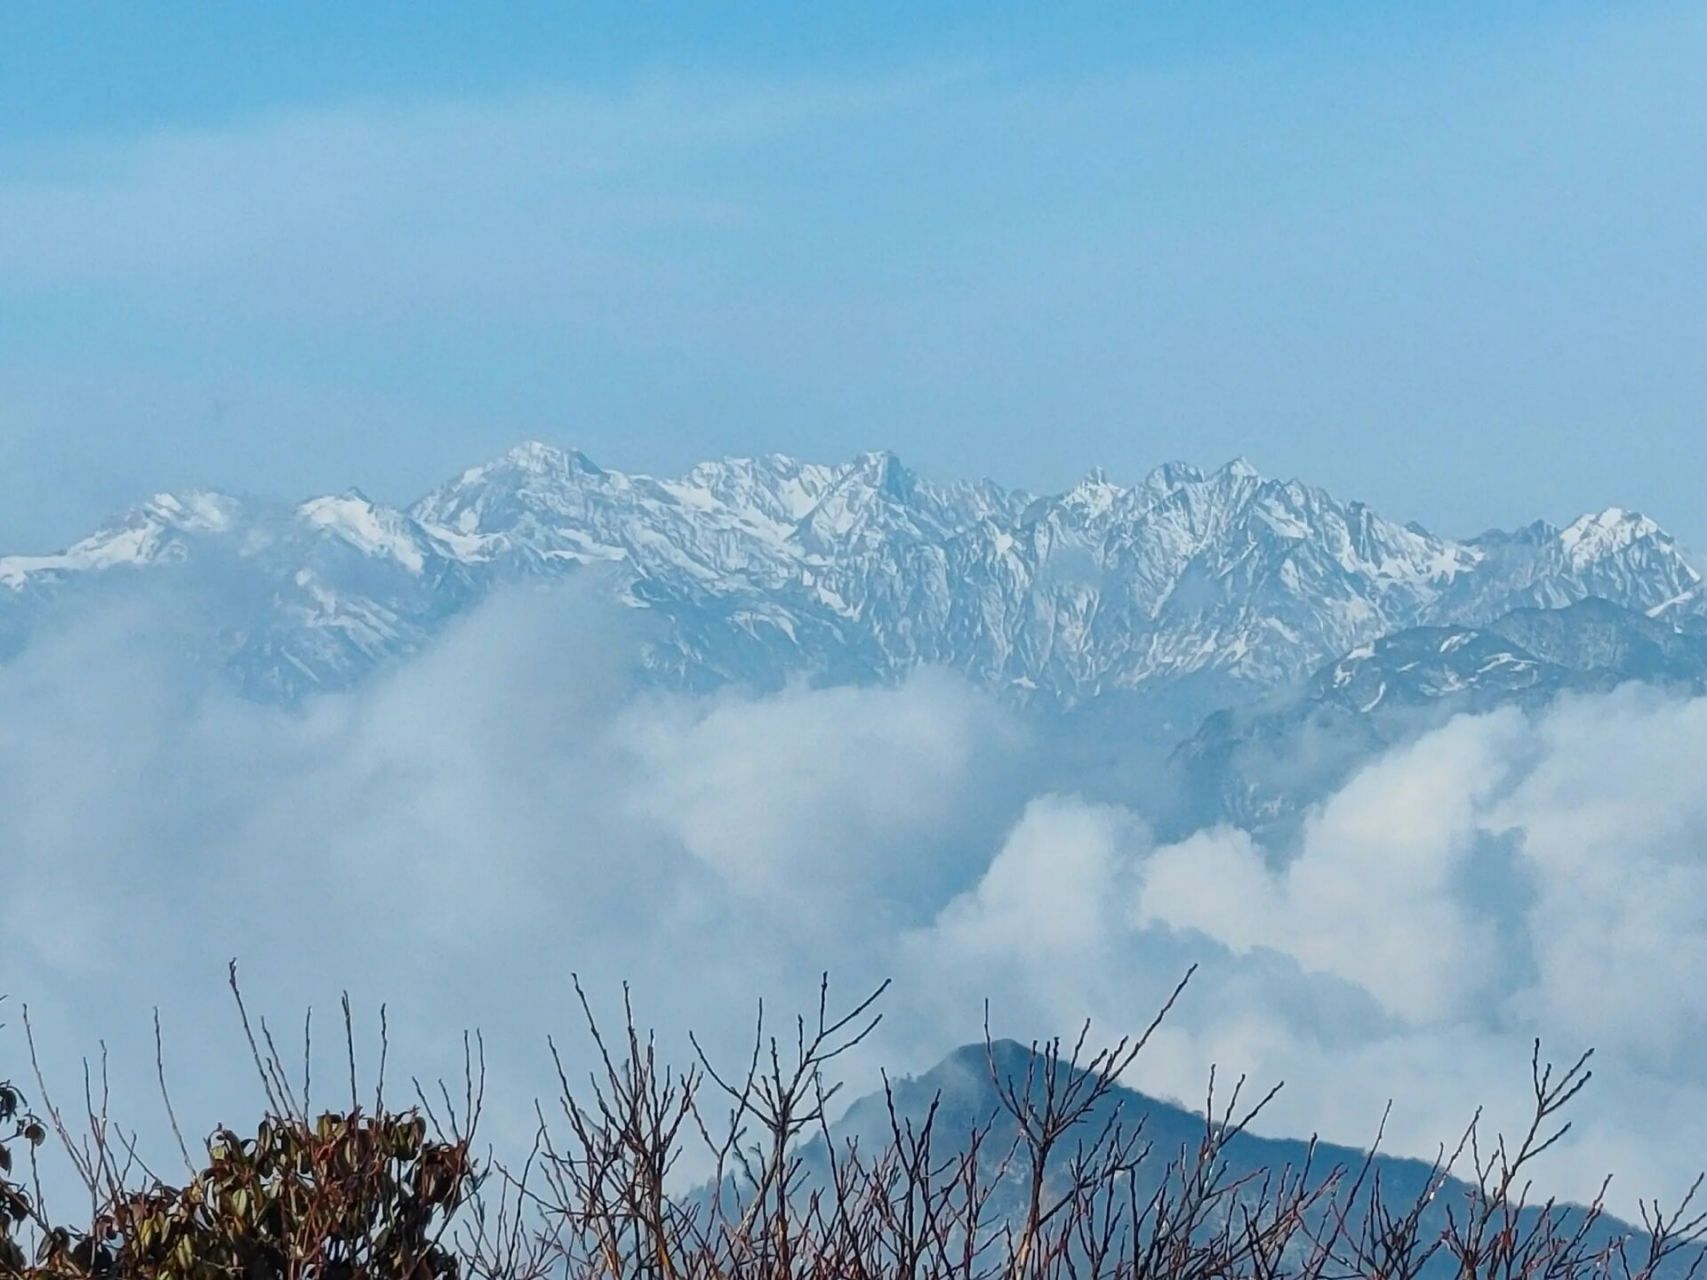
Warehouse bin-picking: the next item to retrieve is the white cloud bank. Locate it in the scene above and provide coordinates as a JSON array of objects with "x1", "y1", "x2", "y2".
[{"x1": 5, "y1": 588, "x2": 1707, "y2": 1215}]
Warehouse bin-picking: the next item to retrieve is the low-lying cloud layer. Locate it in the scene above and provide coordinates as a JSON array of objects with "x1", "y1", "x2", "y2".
[{"x1": 5, "y1": 586, "x2": 1706, "y2": 1214}]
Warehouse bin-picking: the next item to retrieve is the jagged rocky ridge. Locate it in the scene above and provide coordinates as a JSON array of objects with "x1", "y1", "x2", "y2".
[
  {"x1": 1170, "y1": 598, "x2": 1707, "y2": 835},
  {"x1": 1, "y1": 443, "x2": 1702, "y2": 706}
]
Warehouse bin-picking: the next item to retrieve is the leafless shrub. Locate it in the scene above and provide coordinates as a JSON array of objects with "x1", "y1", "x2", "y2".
[{"x1": 3, "y1": 973, "x2": 1703, "y2": 1280}]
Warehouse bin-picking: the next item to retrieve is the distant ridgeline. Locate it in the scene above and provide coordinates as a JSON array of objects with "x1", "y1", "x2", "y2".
[
  {"x1": 3, "y1": 445, "x2": 1701, "y2": 710},
  {"x1": 799, "y1": 1037, "x2": 1706, "y2": 1280}
]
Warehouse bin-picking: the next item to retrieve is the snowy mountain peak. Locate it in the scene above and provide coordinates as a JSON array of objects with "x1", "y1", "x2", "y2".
[
  {"x1": 0, "y1": 489, "x2": 247, "y2": 588},
  {"x1": 1062, "y1": 468, "x2": 1126, "y2": 518},
  {"x1": 843, "y1": 449, "x2": 915, "y2": 500},
  {"x1": 1144, "y1": 460, "x2": 1207, "y2": 491},
  {"x1": 1559, "y1": 507, "x2": 1668, "y2": 567},
  {"x1": 497, "y1": 440, "x2": 602, "y2": 476},
  {"x1": 297, "y1": 492, "x2": 427, "y2": 573},
  {"x1": 1217, "y1": 455, "x2": 1262, "y2": 480},
  {"x1": 142, "y1": 489, "x2": 245, "y2": 532}
]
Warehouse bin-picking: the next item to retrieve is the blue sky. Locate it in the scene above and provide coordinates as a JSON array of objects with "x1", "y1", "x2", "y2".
[{"x1": 2, "y1": 2, "x2": 1704, "y2": 550}]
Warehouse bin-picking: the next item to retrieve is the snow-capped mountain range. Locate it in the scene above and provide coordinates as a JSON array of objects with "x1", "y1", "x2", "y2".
[{"x1": 1, "y1": 443, "x2": 1701, "y2": 706}]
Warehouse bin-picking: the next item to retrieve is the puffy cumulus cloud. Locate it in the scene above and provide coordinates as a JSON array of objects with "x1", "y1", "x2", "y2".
[
  {"x1": 617, "y1": 671, "x2": 1021, "y2": 919},
  {"x1": 1138, "y1": 711, "x2": 1532, "y2": 1024},
  {"x1": 8, "y1": 592, "x2": 1707, "y2": 1218},
  {"x1": 925, "y1": 797, "x2": 1145, "y2": 962},
  {"x1": 1488, "y1": 689, "x2": 1707, "y2": 1064}
]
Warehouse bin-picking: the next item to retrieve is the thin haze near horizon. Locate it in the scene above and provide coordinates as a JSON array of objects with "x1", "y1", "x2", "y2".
[{"x1": 2, "y1": 2, "x2": 1704, "y2": 553}]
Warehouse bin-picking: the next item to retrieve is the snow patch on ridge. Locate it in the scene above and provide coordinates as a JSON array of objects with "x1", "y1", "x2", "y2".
[{"x1": 298, "y1": 493, "x2": 426, "y2": 572}]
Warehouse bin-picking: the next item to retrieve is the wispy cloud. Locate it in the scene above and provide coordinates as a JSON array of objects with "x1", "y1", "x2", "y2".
[{"x1": 0, "y1": 70, "x2": 970, "y2": 324}]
